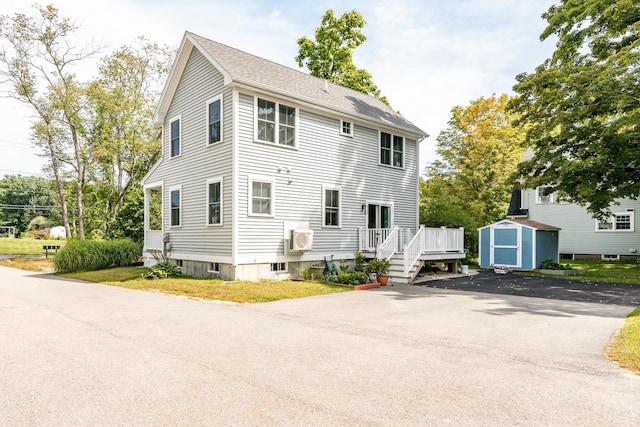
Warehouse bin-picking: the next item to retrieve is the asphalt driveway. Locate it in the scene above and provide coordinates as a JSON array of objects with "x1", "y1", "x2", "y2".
[
  {"x1": 1, "y1": 265, "x2": 639, "y2": 426},
  {"x1": 416, "y1": 270, "x2": 640, "y2": 305}
]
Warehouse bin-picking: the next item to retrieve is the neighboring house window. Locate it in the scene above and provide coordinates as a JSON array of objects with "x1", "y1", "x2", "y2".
[
  {"x1": 207, "y1": 96, "x2": 223, "y2": 145},
  {"x1": 596, "y1": 211, "x2": 635, "y2": 232},
  {"x1": 323, "y1": 187, "x2": 341, "y2": 227},
  {"x1": 170, "y1": 187, "x2": 181, "y2": 227},
  {"x1": 170, "y1": 117, "x2": 181, "y2": 157},
  {"x1": 249, "y1": 177, "x2": 274, "y2": 216},
  {"x1": 271, "y1": 262, "x2": 286, "y2": 272},
  {"x1": 255, "y1": 98, "x2": 297, "y2": 147},
  {"x1": 207, "y1": 178, "x2": 223, "y2": 226},
  {"x1": 340, "y1": 120, "x2": 353, "y2": 137},
  {"x1": 380, "y1": 132, "x2": 403, "y2": 167},
  {"x1": 536, "y1": 186, "x2": 555, "y2": 204}
]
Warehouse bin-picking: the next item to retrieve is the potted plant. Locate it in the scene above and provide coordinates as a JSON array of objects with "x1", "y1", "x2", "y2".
[
  {"x1": 368, "y1": 257, "x2": 390, "y2": 285},
  {"x1": 354, "y1": 251, "x2": 368, "y2": 272}
]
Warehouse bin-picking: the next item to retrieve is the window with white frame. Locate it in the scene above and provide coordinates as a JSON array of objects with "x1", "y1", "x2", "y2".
[
  {"x1": 249, "y1": 177, "x2": 274, "y2": 216},
  {"x1": 271, "y1": 262, "x2": 287, "y2": 272},
  {"x1": 255, "y1": 97, "x2": 296, "y2": 147},
  {"x1": 207, "y1": 96, "x2": 223, "y2": 145},
  {"x1": 380, "y1": 132, "x2": 403, "y2": 167},
  {"x1": 596, "y1": 211, "x2": 634, "y2": 232},
  {"x1": 170, "y1": 117, "x2": 180, "y2": 157},
  {"x1": 536, "y1": 186, "x2": 555, "y2": 204},
  {"x1": 323, "y1": 187, "x2": 341, "y2": 227},
  {"x1": 340, "y1": 120, "x2": 353, "y2": 137},
  {"x1": 207, "y1": 178, "x2": 223, "y2": 225},
  {"x1": 170, "y1": 187, "x2": 181, "y2": 227},
  {"x1": 208, "y1": 262, "x2": 220, "y2": 273}
]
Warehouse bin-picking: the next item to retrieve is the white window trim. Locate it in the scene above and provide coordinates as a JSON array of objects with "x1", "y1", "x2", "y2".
[
  {"x1": 169, "y1": 115, "x2": 182, "y2": 158},
  {"x1": 205, "y1": 95, "x2": 224, "y2": 146},
  {"x1": 378, "y1": 130, "x2": 405, "y2": 169},
  {"x1": 535, "y1": 186, "x2": 555, "y2": 204},
  {"x1": 169, "y1": 185, "x2": 182, "y2": 228},
  {"x1": 253, "y1": 97, "x2": 299, "y2": 149},
  {"x1": 208, "y1": 262, "x2": 220, "y2": 273},
  {"x1": 271, "y1": 262, "x2": 287, "y2": 273},
  {"x1": 206, "y1": 177, "x2": 224, "y2": 227},
  {"x1": 322, "y1": 185, "x2": 342, "y2": 228},
  {"x1": 595, "y1": 211, "x2": 635, "y2": 232},
  {"x1": 248, "y1": 175, "x2": 276, "y2": 218},
  {"x1": 340, "y1": 119, "x2": 353, "y2": 137}
]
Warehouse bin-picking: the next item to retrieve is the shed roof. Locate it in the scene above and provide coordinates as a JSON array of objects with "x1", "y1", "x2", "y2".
[
  {"x1": 155, "y1": 32, "x2": 426, "y2": 138},
  {"x1": 479, "y1": 219, "x2": 560, "y2": 231}
]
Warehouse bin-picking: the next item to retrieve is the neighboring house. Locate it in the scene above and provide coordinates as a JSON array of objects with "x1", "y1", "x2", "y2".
[
  {"x1": 142, "y1": 32, "x2": 464, "y2": 282},
  {"x1": 507, "y1": 187, "x2": 640, "y2": 261}
]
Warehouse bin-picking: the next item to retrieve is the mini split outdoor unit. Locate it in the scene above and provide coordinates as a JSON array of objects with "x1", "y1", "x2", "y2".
[{"x1": 289, "y1": 230, "x2": 313, "y2": 252}]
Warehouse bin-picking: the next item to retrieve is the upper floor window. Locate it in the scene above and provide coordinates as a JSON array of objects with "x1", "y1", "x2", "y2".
[
  {"x1": 170, "y1": 117, "x2": 181, "y2": 157},
  {"x1": 323, "y1": 187, "x2": 341, "y2": 227},
  {"x1": 380, "y1": 132, "x2": 403, "y2": 168},
  {"x1": 596, "y1": 211, "x2": 634, "y2": 232},
  {"x1": 536, "y1": 186, "x2": 555, "y2": 204},
  {"x1": 340, "y1": 120, "x2": 353, "y2": 137},
  {"x1": 207, "y1": 96, "x2": 223, "y2": 145},
  {"x1": 207, "y1": 178, "x2": 223, "y2": 226},
  {"x1": 170, "y1": 187, "x2": 181, "y2": 227},
  {"x1": 255, "y1": 98, "x2": 297, "y2": 147},
  {"x1": 249, "y1": 176, "x2": 275, "y2": 217}
]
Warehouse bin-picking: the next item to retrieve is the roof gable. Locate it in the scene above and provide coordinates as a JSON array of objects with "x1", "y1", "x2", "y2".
[{"x1": 155, "y1": 32, "x2": 426, "y2": 137}]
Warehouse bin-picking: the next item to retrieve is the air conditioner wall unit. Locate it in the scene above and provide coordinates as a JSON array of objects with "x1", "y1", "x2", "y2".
[{"x1": 290, "y1": 229, "x2": 313, "y2": 252}]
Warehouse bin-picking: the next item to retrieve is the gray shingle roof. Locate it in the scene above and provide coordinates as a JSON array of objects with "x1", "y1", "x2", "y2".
[{"x1": 186, "y1": 32, "x2": 426, "y2": 137}]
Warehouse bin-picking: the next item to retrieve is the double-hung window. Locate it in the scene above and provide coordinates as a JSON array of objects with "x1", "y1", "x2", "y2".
[
  {"x1": 596, "y1": 211, "x2": 634, "y2": 232},
  {"x1": 323, "y1": 187, "x2": 341, "y2": 227},
  {"x1": 170, "y1": 117, "x2": 181, "y2": 157},
  {"x1": 536, "y1": 186, "x2": 555, "y2": 204},
  {"x1": 207, "y1": 96, "x2": 223, "y2": 145},
  {"x1": 249, "y1": 176, "x2": 275, "y2": 217},
  {"x1": 207, "y1": 178, "x2": 223, "y2": 226},
  {"x1": 256, "y1": 98, "x2": 297, "y2": 147},
  {"x1": 380, "y1": 132, "x2": 403, "y2": 167},
  {"x1": 170, "y1": 187, "x2": 181, "y2": 227}
]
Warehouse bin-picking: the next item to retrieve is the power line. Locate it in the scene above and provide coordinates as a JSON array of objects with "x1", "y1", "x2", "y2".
[
  {"x1": 0, "y1": 168, "x2": 46, "y2": 177},
  {"x1": 0, "y1": 204, "x2": 61, "y2": 210}
]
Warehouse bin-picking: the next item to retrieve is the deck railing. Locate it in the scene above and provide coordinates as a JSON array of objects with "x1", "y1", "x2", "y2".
[
  {"x1": 358, "y1": 227, "x2": 413, "y2": 252},
  {"x1": 403, "y1": 226, "x2": 465, "y2": 278},
  {"x1": 377, "y1": 227, "x2": 400, "y2": 260}
]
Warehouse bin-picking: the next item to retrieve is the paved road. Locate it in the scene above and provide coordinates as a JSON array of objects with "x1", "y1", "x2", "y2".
[{"x1": 1, "y1": 265, "x2": 639, "y2": 426}]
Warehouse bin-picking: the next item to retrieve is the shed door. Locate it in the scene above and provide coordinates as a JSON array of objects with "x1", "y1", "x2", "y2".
[{"x1": 490, "y1": 225, "x2": 521, "y2": 268}]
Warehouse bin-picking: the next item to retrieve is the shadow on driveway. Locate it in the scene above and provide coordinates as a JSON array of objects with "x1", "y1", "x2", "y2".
[{"x1": 414, "y1": 270, "x2": 640, "y2": 306}]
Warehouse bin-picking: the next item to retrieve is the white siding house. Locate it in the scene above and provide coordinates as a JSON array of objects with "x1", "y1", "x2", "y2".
[
  {"x1": 142, "y1": 32, "x2": 464, "y2": 281},
  {"x1": 507, "y1": 188, "x2": 640, "y2": 261}
]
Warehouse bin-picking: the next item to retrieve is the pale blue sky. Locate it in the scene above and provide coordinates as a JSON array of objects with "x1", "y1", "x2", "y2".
[{"x1": 0, "y1": 0, "x2": 557, "y2": 177}]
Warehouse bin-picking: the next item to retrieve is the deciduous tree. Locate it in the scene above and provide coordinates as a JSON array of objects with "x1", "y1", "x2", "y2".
[{"x1": 511, "y1": 0, "x2": 640, "y2": 217}]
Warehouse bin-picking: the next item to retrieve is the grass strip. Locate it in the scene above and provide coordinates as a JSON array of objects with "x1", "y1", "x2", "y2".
[{"x1": 607, "y1": 307, "x2": 640, "y2": 374}]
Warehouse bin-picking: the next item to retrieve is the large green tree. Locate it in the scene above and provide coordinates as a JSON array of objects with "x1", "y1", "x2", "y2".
[
  {"x1": 0, "y1": 175, "x2": 60, "y2": 235},
  {"x1": 511, "y1": 0, "x2": 640, "y2": 218},
  {"x1": 296, "y1": 9, "x2": 388, "y2": 104},
  {"x1": 422, "y1": 94, "x2": 526, "y2": 253}
]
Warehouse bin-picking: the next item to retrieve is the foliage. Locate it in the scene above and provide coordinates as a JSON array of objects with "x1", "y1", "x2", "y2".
[
  {"x1": 323, "y1": 271, "x2": 370, "y2": 285},
  {"x1": 296, "y1": 9, "x2": 389, "y2": 105},
  {"x1": 421, "y1": 95, "x2": 525, "y2": 254},
  {"x1": 144, "y1": 261, "x2": 182, "y2": 280},
  {"x1": 607, "y1": 307, "x2": 640, "y2": 374},
  {"x1": 0, "y1": 175, "x2": 61, "y2": 235},
  {"x1": 540, "y1": 259, "x2": 573, "y2": 270},
  {"x1": 367, "y1": 257, "x2": 390, "y2": 276},
  {"x1": 54, "y1": 239, "x2": 142, "y2": 273},
  {"x1": 511, "y1": 0, "x2": 640, "y2": 218}
]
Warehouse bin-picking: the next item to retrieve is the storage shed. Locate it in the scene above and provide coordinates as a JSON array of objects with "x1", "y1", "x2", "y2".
[{"x1": 478, "y1": 219, "x2": 560, "y2": 270}]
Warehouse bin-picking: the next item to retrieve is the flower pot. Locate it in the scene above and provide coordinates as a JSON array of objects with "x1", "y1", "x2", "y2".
[{"x1": 376, "y1": 275, "x2": 389, "y2": 286}]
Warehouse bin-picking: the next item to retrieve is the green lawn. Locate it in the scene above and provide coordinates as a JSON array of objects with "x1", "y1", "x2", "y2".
[
  {"x1": 607, "y1": 307, "x2": 640, "y2": 374},
  {"x1": 521, "y1": 259, "x2": 640, "y2": 285},
  {"x1": 59, "y1": 267, "x2": 352, "y2": 303},
  {"x1": 0, "y1": 238, "x2": 66, "y2": 255}
]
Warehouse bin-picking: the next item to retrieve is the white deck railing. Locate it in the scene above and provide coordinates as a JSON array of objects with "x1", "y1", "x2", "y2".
[
  {"x1": 144, "y1": 230, "x2": 163, "y2": 251},
  {"x1": 403, "y1": 226, "x2": 465, "y2": 278},
  {"x1": 358, "y1": 227, "x2": 412, "y2": 252},
  {"x1": 377, "y1": 227, "x2": 400, "y2": 260}
]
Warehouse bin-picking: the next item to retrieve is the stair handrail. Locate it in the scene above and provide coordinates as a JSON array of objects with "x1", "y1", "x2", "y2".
[
  {"x1": 403, "y1": 225, "x2": 426, "y2": 279},
  {"x1": 376, "y1": 227, "x2": 399, "y2": 260}
]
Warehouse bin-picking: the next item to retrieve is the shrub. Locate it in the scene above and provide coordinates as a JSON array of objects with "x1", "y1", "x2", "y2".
[
  {"x1": 541, "y1": 259, "x2": 572, "y2": 270},
  {"x1": 144, "y1": 261, "x2": 182, "y2": 280},
  {"x1": 54, "y1": 239, "x2": 142, "y2": 273},
  {"x1": 324, "y1": 271, "x2": 369, "y2": 285}
]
